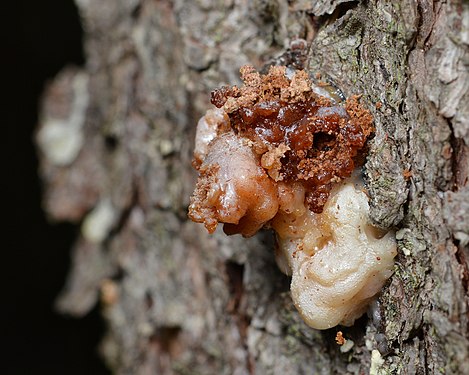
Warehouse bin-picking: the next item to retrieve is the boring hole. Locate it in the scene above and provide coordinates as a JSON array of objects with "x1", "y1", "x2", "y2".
[
  {"x1": 313, "y1": 132, "x2": 335, "y2": 151},
  {"x1": 365, "y1": 224, "x2": 388, "y2": 240}
]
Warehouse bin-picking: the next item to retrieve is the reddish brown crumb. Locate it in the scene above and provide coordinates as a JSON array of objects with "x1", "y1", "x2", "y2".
[
  {"x1": 261, "y1": 143, "x2": 290, "y2": 181},
  {"x1": 188, "y1": 164, "x2": 220, "y2": 233},
  {"x1": 403, "y1": 169, "x2": 413, "y2": 180},
  {"x1": 335, "y1": 331, "x2": 346, "y2": 345},
  {"x1": 375, "y1": 101, "x2": 383, "y2": 109},
  {"x1": 210, "y1": 65, "x2": 374, "y2": 213}
]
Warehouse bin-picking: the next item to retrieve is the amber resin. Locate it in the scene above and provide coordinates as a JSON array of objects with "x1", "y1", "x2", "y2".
[
  {"x1": 189, "y1": 65, "x2": 374, "y2": 235},
  {"x1": 209, "y1": 65, "x2": 373, "y2": 213},
  {"x1": 188, "y1": 66, "x2": 397, "y2": 329}
]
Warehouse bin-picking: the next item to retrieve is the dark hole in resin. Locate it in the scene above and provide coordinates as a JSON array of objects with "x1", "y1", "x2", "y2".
[{"x1": 313, "y1": 132, "x2": 336, "y2": 151}]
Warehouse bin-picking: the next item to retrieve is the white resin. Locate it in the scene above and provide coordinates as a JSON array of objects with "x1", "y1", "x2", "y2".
[{"x1": 274, "y1": 180, "x2": 397, "y2": 329}]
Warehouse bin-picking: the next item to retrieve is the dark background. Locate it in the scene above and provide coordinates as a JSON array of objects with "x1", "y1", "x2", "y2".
[{"x1": 3, "y1": 1, "x2": 109, "y2": 374}]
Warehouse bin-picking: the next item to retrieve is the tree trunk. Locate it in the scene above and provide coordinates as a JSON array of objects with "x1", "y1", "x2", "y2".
[{"x1": 36, "y1": 0, "x2": 469, "y2": 373}]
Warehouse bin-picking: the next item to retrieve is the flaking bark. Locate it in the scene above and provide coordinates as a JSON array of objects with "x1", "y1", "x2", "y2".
[{"x1": 36, "y1": 0, "x2": 469, "y2": 373}]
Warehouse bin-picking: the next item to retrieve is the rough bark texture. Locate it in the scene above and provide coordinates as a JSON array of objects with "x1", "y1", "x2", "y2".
[{"x1": 36, "y1": 0, "x2": 469, "y2": 374}]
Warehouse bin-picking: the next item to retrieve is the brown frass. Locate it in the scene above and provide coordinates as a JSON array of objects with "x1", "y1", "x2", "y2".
[{"x1": 210, "y1": 65, "x2": 373, "y2": 213}]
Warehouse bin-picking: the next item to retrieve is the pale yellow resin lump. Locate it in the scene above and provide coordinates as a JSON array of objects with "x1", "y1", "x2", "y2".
[
  {"x1": 189, "y1": 131, "x2": 279, "y2": 237},
  {"x1": 273, "y1": 180, "x2": 397, "y2": 329}
]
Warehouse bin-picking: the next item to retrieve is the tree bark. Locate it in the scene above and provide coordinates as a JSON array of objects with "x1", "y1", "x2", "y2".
[{"x1": 36, "y1": 0, "x2": 469, "y2": 373}]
